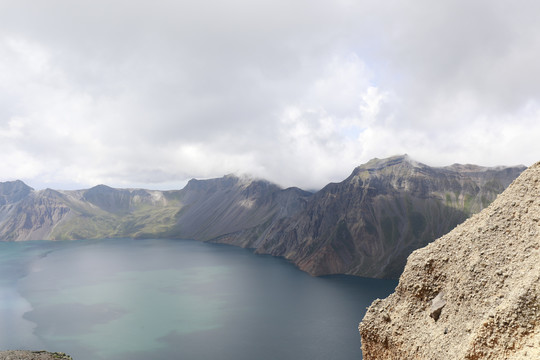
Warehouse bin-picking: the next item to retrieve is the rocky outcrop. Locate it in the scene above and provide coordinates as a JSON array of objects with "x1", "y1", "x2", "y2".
[
  {"x1": 359, "y1": 161, "x2": 540, "y2": 359},
  {"x1": 0, "y1": 351, "x2": 72, "y2": 360},
  {"x1": 240, "y1": 155, "x2": 525, "y2": 278}
]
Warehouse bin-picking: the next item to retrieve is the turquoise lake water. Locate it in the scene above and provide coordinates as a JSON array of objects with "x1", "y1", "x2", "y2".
[{"x1": 0, "y1": 238, "x2": 396, "y2": 360}]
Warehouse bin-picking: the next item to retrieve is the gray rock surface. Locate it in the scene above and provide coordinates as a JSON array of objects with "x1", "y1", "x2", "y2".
[
  {"x1": 359, "y1": 161, "x2": 540, "y2": 359},
  {"x1": 240, "y1": 155, "x2": 525, "y2": 278},
  {"x1": 430, "y1": 291, "x2": 446, "y2": 321}
]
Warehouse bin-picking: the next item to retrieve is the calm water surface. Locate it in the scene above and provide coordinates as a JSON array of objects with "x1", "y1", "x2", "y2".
[{"x1": 0, "y1": 238, "x2": 396, "y2": 360}]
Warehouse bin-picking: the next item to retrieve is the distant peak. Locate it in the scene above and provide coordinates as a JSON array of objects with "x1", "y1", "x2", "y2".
[
  {"x1": 360, "y1": 154, "x2": 426, "y2": 171},
  {"x1": 0, "y1": 180, "x2": 34, "y2": 192},
  {"x1": 444, "y1": 163, "x2": 487, "y2": 172},
  {"x1": 0, "y1": 180, "x2": 33, "y2": 205},
  {"x1": 83, "y1": 184, "x2": 117, "y2": 194},
  {"x1": 89, "y1": 184, "x2": 114, "y2": 190},
  {"x1": 0, "y1": 179, "x2": 34, "y2": 190},
  {"x1": 442, "y1": 163, "x2": 527, "y2": 173}
]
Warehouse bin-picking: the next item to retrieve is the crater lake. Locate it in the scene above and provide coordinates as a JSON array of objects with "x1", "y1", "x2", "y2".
[{"x1": 0, "y1": 238, "x2": 396, "y2": 360}]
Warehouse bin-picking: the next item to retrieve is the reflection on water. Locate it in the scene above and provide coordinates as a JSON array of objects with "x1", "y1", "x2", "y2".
[{"x1": 0, "y1": 239, "x2": 396, "y2": 360}]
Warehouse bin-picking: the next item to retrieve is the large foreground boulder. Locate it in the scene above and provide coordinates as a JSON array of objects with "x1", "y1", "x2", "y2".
[{"x1": 359, "y1": 161, "x2": 540, "y2": 359}]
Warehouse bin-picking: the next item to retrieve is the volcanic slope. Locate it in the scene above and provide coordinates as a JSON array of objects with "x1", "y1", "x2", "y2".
[
  {"x1": 359, "y1": 161, "x2": 540, "y2": 359},
  {"x1": 228, "y1": 155, "x2": 524, "y2": 278},
  {"x1": 0, "y1": 156, "x2": 525, "y2": 279},
  {"x1": 0, "y1": 175, "x2": 311, "y2": 242}
]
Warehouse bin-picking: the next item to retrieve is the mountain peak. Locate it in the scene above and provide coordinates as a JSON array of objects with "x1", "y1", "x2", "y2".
[
  {"x1": 184, "y1": 173, "x2": 276, "y2": 193},
  {"x1": 0, "y1": 180, "x2": 33, "y2": 205},
  {"x1": 443, "y1": 162, "x2": 527, "y2": 173},
  {"x1": 0, "y1": 179, "x2": 33, "y2": 190},
  {"x1": 349, "y1": 155, "x2": 427, "y2": 180},
  {"x1": 362, "y1": 154, "x2": 425, "y2": 170},
  {"x1": 82, "y1": 184, "x2": 131, "y2": 214}
]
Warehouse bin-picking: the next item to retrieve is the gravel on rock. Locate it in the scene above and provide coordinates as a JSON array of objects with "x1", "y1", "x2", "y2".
[{"x1": 0, "y1": 351, "x2": 73, "y2": 360}]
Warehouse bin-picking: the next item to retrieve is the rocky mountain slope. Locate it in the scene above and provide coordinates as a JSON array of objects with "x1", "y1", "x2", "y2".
[
  {"x1": 359, "y1": 161, "x2": 540, "y2": 359},
  {"x1": 0, "y1": 175, "x2": 311, "y2": 242},
  {"x1": 216, "y1": 155, "x2": 524, "y2": 278},
  {"x1": 0, "y1": 155, "x2": 525, "y2": 278}
]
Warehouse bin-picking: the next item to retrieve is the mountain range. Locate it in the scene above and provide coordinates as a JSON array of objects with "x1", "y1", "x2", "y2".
[{"x1": 0, "y1": 155, "x2": 525, "y2": 278}]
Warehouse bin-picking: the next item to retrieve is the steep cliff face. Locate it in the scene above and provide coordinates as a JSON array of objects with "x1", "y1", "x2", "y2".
[
  {"x1": 162, "y1": 175, "x2": 311, "y2": 241},
  {"x1": 0, "y1": 188, "x2": 72, "y2": 241},
  {"x1": 82, "y1": 185, "x2": 134, "y2": 214},
  {"x1": 247, "y1": 155, "x2": 525, "y2": 278},
  {"x1": 359, "y1": 161, "x2": 540, "y2": 359}
]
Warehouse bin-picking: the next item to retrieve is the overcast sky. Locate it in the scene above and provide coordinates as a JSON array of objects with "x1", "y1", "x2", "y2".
[{"x1": 0, "y1": 0, "x2": 539, "y2": 190}]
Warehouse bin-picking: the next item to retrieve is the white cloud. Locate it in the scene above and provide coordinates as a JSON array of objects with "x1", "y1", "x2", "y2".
[{"x1": 0, "y1": 1, "x2": 539, "y2": 190}]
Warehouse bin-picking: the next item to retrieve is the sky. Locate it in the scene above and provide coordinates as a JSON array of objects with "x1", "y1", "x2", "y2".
[{"x1": 0, "y1": 0, "x2": 539, "y2": 191}]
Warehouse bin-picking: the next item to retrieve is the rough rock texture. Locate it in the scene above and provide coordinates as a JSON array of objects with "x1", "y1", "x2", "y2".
[
  {"x1": 0, "y1": 351, "x2": 72, "y2": 360},
  {"x1": 359, "y1": 161, "x2": 540, "y2": 359}
]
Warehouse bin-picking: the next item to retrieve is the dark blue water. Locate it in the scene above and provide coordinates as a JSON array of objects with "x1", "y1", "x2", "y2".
[{"x1": 0, "y1": 238, "x2": 396, "y2": 360}]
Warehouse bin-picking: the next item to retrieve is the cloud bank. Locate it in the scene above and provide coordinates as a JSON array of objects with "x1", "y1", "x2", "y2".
[{"x1": 0, "y1": 0, "x2": 539, "y2": 190}]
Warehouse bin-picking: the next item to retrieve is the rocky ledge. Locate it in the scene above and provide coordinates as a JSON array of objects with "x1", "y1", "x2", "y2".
[
  {"x1": 0, "y1": 351, "x2": 72, "y2": 360},
  {"x1": 359, "y1": 161, "x2": 540, "y2": 359}
]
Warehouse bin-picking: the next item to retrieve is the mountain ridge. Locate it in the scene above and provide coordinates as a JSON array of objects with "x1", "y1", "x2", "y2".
[
  {"x1": 227, "y1": 155, "x2": 525, "y2": 278},
  {"x1": 0, "y1": 155, "x2": 526, "y2": 278}
]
